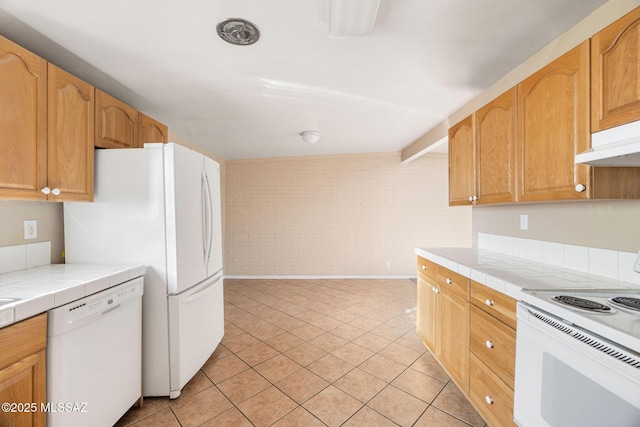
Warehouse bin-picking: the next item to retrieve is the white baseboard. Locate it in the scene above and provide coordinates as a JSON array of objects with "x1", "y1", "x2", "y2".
[{"x1": 224, "y1": 275, "x2": 415, "y2": 280}]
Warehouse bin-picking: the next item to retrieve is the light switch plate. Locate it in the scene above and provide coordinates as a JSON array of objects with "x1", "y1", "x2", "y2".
[{"x1": 24, "y1": 220, "x2": 37, "y2": 239}]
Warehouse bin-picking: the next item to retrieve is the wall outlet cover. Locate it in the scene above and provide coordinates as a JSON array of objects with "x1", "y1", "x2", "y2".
[{"x1": 24, "y1": 220, "x2": 37, "y2": 240}]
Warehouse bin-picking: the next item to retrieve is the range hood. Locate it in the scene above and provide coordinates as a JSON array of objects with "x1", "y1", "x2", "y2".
[{"x1": 576, "y1": 120, "x2": 640, "y2": 166}]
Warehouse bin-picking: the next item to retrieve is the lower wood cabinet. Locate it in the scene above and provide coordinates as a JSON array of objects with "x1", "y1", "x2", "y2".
[
  {"x1": 0, "y1": 313, "x2": 47, "y2": 427},
  {"x1": 417, "y1": 257, "x2": 517, "y2": 427}
]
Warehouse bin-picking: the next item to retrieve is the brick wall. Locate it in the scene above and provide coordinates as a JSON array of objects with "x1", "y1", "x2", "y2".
[{"x1": 225, "y1": 152, "x2": 471, "y2": 277}]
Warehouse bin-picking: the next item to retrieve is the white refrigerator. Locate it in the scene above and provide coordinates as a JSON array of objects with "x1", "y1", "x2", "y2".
[{"x1": 64, "y1": 142, "x2": 224, "y2": 398}]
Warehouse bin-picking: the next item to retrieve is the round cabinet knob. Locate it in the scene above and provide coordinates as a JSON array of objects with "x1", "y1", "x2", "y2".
[
  {"x1": 422, "y1": 265, "x2": 427, "y2": 271},
  {"x1": 486, "y1": 340, "x2": 494, "y2": 349},
  {"x1": 51, "y1": 188, "x2": 61, "y2": 196},
  {"x1": 472, "y1": 196, "x2": 479, "y2": 201},
  {"x1": 41, "y1": 187, "x2": 51, "y2": 195},
  {"x1": 446, "y1": 278, "x2": 452, "y2": 285},
  {"x1": 485, "y1": 396, "x2": 494, "y2": 405},
  {"x1": 468, "y1": 196, "x2": 473, "y2": 202},
  {"x1": 575, "y1": 183, "x2": 586, "y2": 192},
  {"x1": 485, "y1": 299, "x2": 494, "y2": 307}
]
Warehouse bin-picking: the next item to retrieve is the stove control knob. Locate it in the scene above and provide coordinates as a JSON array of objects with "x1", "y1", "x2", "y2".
[
  {"x1": 485, "y1": 299, "x2": 494, "y2": 307},
  {"x1": 485, "y1": 396, "x2": 494, "y2": 405},
  {"x1": 486, "y1": 340, "x2": 494, "y2": 349},
  {"x1": 575, "y1": 183, "x2": 586, "y2": 192}
]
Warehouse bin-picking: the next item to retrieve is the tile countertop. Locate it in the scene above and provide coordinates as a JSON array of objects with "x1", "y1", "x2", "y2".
[
  {"x1": 416, "y1": 247, "x2": 640, "y2": 300},
  {"x1": 0, "y1": 263, "x2": 145, "y2": 328}
]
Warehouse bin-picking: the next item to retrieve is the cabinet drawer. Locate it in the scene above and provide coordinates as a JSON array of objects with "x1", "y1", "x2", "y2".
[
  {"x1": 417, "y1": 256, "x2": 437, "y2": 280},
  {"x1": 437, "y1": 266, "x2": 469, "y2": 300},
  {"x1": 469, "y1": 305, "x2": 516, "y2": 389},
  {"x1": 0, "y1": 313, "x2": 47, "y2": 369},
  {"x1": 470, "y1": 281, "x2": 517, "y2": 329},
  {"x1": 469, "y1": 353, "x2": 516, "y2": 427}
]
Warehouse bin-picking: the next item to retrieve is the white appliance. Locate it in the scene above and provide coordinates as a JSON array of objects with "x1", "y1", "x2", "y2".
[
  {"x1": 514, "y1": 289, "x2": 640, "y2": 427},
  {"x1": 575, "y1": 119, "x2": 640, "y2": 166},
  {"x1": 47, "y1": 277, "x2": 143, "y2": 427},
  {"x1": 64, "y1": 142, "x2": 224, "y2": 398}
]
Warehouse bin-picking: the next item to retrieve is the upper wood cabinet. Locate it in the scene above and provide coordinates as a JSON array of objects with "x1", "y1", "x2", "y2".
[
  {"x1": 139, "y1": 112, "x2": 168, "y2": 146},
  {"x1": 448, "y1": 115, "x2": 475, "y2": 206},
  {"x1": 475, "y1": 88, "x2": 517, "y2": 204},
  {"x1": 95, "y1": 89, "x2": 138, "y2": 149},
  {"x1": 592, "y1": 7, "x2": 640, "y2": 132},
  {"x1": 517, "y1": 41, "x2": 590, "y2": 202},
  {"x1": 0, "y1": 35, "x2": 48, "y2": 200},
  {"x1": 48, "y1": 64, "x2": 94, "y2": 202}
]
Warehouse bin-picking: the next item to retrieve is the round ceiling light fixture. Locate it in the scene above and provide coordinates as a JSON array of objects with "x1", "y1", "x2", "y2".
[
  {"x1": 216, "y1": 18, "x2": 260, "y2": 46},
  {"x1": 301, "y1": 131, "x2": 320, "y2": 144}
]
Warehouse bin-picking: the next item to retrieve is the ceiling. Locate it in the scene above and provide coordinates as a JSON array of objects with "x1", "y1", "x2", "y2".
[{"x1": 0, "y1": 0, "x2": 608, "y2": 160}]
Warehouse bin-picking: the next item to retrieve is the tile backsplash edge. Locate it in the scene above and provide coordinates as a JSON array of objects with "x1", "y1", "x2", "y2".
[
  {"x1": 477, "y1": 233, "x2": 640, "y2": 285},
  {"x1": 0, "y1": 242, "x2": 52, "y2": 274}
]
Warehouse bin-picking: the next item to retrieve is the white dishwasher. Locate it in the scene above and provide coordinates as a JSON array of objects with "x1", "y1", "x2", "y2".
[{"x1": 47, "y1": 277, "x2": 143, "y2": 427}]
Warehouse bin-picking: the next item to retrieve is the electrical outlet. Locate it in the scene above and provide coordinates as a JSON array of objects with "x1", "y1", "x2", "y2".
[
  {"x1": 520, "y1": 215, "x2": 528, "y2": 230},
  {"x1": 24, "y1": 220, "x2": 37, "y2": 239}
]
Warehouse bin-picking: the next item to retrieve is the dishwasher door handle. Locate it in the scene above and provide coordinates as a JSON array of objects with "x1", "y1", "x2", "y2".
[{"x1": 102, "y1": 303, "x2": 122, "y2": 316}]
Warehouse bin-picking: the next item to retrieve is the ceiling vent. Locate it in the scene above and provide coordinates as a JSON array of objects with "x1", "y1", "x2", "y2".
[{"x1": 216, "y1": 18, "x2": 260, "y2": 46}]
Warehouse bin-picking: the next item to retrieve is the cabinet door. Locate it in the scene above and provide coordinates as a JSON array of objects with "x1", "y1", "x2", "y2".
[
  {"x1": 517, "y1": 41, "x2": 590, "y2": 202},
  {"x1": 0, "y1": 350, "x2": 46, "y2": 427},
  {"x1": 95, "y1": 89, "x2": 138, "y2": 149},
  {"x1": 592, "y1": 7, "x2": 640, "y2": 132},
  {"x1": 48, "y1": 64, "x2": 94, "y2": 202},
  {"x1": 0, "y1": 36, "x2": 48, "y2": 200},
  {"x1": 448, "y1": 115, "x2": 475, "y2": 206},
  {"x1": 475, "y1": 88, "x2": 516, "y2": 204},
  {"x1": 416, "y1": 273, "x2": 438, "y2": 354},
  {"x1": 139, "y1": 112, "x2": 168, "y2": 146},
  {"x1": 439, "y1": 290, "x2": 469, "y2": 393}
]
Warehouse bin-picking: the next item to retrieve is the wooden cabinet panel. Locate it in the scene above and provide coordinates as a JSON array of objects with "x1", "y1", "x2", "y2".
[
  {"x1": 139, "y1": 112, "x2": 168, "y2": 146},
  {"x1": 48, "y1": 64, "x2": 94, "y2": 202},
  {"x1": 470, "y1": 281, "x2": 517, "y2": 329},
  {"x1": 440, "y1": 290, "x2": 469, "y2": 393},
  {"x1": 0, "y1": 314, "x2": 47, "y2": 368},
  {"x1": 95, "y1": 89, "x2": 138, "y2": 149},
  {"x1": 469, "y1": 305, "x2": 516, "y2": 389},
  {"x1": 469, "y1": 353, "x2": 516, "y2": 427},
  {"x1": 437, "y1": 266, "x2": 469, "y2": 300},
  {"x1": 0, "y1": 350, "x2": 46, "y2": 427},
  {"x1": 416, "y1": 272, "x2": 438, "y2": 353},
  {"x1": 448, "y1": 115, "x2": 475, "y2": 206},
  {"x1": 592, "y1": 7, "x2": 640, "y2": 132},
  {"x1": 517, "y1": 41, "x2": 590, "y2": 202},
  {"x1": 0, "y1": 35, "x2": 47, "y2": 200},
  {"x1": 475, "y1": 88, "x2": 517, "y2": 204},
  {"x1": 417, "y1": 256, "x2": 437, "y2": 280}
]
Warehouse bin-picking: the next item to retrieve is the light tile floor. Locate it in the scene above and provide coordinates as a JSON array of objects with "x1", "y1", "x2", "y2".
[{"x1": 116, "y1": 278, "x2": 486, "y2": 427}]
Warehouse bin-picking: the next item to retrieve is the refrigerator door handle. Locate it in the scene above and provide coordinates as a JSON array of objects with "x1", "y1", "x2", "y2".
[
  {"x1": 185, "y1": 271, "x2": 222, "y2": 303},
  {"x1": 203, "y1": 166, "x2": 214, "y2": 268}
]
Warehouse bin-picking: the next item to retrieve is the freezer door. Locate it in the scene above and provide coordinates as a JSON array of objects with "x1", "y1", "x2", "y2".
[
  {"x1": 164, "y1": 143, "x2": 208, "y2": 294},
  {"x1": 203, "y1": 156, "x2": 223, "y2": 276},
  {"x1": 167, "y1": 271, "x2": 224, "y2": 398}
]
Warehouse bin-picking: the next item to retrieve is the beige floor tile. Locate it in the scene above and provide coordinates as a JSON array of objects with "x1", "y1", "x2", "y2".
[
  {"x1": 348, "y1": 316, "x2": 382, "y2": 331},
  {"x1": 251, "y1": 305, "x2": 290, "y2": 323},
  {"x1": 359, "y1": 354, "x2": 406, "y2": 382},
  {"x1": 289, "y1": 323, "x2": 325, "y2": 341},
  {"x1": 345, "y1": 303, "x2": 374, "y2": 316},
  {"x1": 275, "y1": 368, "x2": 329, "y2": 404},
  {"x1": 284, "y1": 342, "x2": 327, "y2": 366},
  {"x1": 370, "y1": 323, "x2": 408, "y2": 341},
  {"x1": 201, "y1": 354, "x2": 250, "y2": 384},
  {"x1": 333, "y1": 368, "x2": 387, "y2": 403},
  {"x1": 432, "y1": 383, "x2": 485, "y2": 427},
  {"x1": 205, "y1": 344, "x2": 232, "y2": 364},
  {"x1": 342, "y1": 406, "x2": 397, "y2": 427},
  {"x1": 200, "y1": 407, "x2": 253, "y2": 427},
  {"x1": 245, "y1": 323, "x2": 286, "y2": 341},
  {"x1": 303, "y1": 385, "x2": 363, "y2": 427},
  {"x1": 217, "y1": 369, "x2": 271, "y2": 405},
  {"x1": 114, "y1": 397, "x2": 169, "y2": 426},
  {"x1": 265, "y1": 332, "x2": 305, "y2": 352},
  {"x1": 391, "y1": 368, "x2": 447, "y2": 403},
  {"x1": 292, "y1": 309, "x2": 325, "y2": 322},
  {"x1": 309, "y1": 332, "x2": 349, "y2": 352},
  {"x1": 221, "y1": 332, "x2": 261, "y2": 353},
  {"x1": 178, "y1": 370, "x2": 213, "y2": 400},
  {"x1": 170, "y1": 387, "x2": 233, "y2": 427},
  {"x1": 396, "y1": 331, "x2": 429, "y2": 353},
  {"x1": 331, "y1": 323, "x2": 367, "y2": 341},
  {"x1": 351, "y1": 332, "x2": 392, "y2": 353},
  {"x1": 237, "y1": 386, "x2": 298, "y2": 427},
  {"x1": 122, "y1": 407, "x2": 180, "y2": 427},
  {"x1": 235, "y1": 342, "x2": 280, "y2": 366},
  {"x1": 331, "y1": 342, "x2": 374, "y2": 366},
  {"x1": 410, "y1": 352, "x2": 450, "y2": 383},
  {"x1": 254, "y1": 354, "x2": 303, "y2": 383},
  {"x1": 414, "y1": 406, "x2": 473, "y2": 427},
  {"x1": 307, "y1": 354, "x2": 355, "y2": 383},
  {"x1": 330, "y1": 309, "x2": 361, "y2": 323},
  {"x1": 308, "y1": 315, "x2": 344, "y2": 331},
  {"x1": 378, "y1": 341, "x2": 423, "y2": 366},
  {"x1": 271, "y1": 407, "x2": 326, "y2": 427},
  {"x1": 367, "y1": 385, "x2": 428, "y2": 426},
  {"x1": 221, "y1": 324, "x2": 244, "y2": 339}
]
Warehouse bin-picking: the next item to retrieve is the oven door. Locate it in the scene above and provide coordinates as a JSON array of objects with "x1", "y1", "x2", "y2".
[{"x1": 514, "y1": 303, "x2": 640, "y2": 427}]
